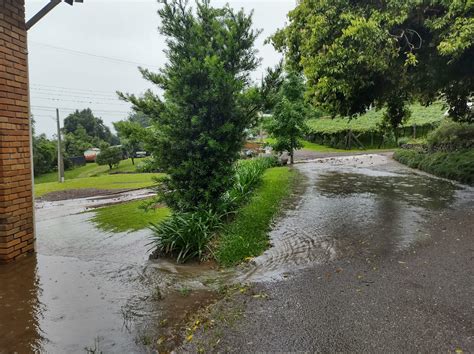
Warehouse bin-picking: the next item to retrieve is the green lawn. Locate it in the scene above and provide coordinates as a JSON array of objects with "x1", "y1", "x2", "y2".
[
  {"x1": 307, "y1": 103, "x2": 444, "y2": 134},
  {"x1": 215, "y1": 166, "x2": 298, "y2": 266},
  {"x1": 34, "y1": 158, "x2": 148, "y2": 184},
  {"x1": 35, "y1": 173, "x2": 163, "y2": 198},
  {"x1": 91, "y1": 199, "x2": 170, "y2": 233}
]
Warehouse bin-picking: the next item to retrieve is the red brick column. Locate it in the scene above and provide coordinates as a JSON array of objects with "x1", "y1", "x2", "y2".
[{"x1": 0, "y1": 0, "x2": 35, "y2": 264}]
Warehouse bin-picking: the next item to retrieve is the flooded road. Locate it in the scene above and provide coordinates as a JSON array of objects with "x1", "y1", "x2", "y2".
[
  {"x1": 1, "y1": 154, "x2": 472, "y2": 353},
  {"x1": 0, "y1": 190, "x2": 226, "y2": 353},
  {"x1": 181, "y1": 154, "x2": 473, "y2": 352},
  {"x1": 243, "y1": 154, "x2": 472, "y2": 281}
]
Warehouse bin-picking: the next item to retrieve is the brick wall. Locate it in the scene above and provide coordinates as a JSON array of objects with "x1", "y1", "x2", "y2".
[{"x1": 0, "y1": 0, "x2": 35, "y2": 264}]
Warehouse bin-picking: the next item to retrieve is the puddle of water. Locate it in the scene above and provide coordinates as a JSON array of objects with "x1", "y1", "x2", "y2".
[
  {"x1": 243, "y1": 154, "x2": 473, "y2": 282},
  {"x1": 0, "y1": 190, "x2": 231, "y2": 353}
]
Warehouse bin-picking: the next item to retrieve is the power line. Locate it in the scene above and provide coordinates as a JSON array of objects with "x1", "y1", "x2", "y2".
[
  {"x1": 31, "y1": 96, "x2": 130, "y2": 106},
  {"x1": 30, "y1": 85, "x2": 121, "y2": 98},
  {"x1": 29, "y1": 41, "x2": 161, "y2": 69},
  {"x1": 31, "y1": 105, "x2": 130, "y2": 114}
]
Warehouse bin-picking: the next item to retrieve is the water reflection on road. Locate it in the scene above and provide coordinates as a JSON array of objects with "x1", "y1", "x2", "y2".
[
  {"x1": 1, "y1": 154, "x2": 472, "y2": 352},
  {"x1": 244, "y1": 154, "x2": 472, "y2": 281},
  {"x1": 0, "y1": 190, "x2": 226, "y2": 353}
]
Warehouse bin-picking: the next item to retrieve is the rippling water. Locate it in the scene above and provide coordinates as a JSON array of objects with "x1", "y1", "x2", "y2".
[
  {"x1": 1, "y1": 154, "x2": 472, "y2": 352},
  {"x1": 243, "y1": 154, "x2": 472, "y2": 281}
]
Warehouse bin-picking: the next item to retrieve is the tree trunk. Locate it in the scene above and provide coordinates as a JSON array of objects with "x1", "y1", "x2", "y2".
[
  {"x1": 131, "y1": 156, "x2": 135, "y2": 165},
  {"x1": 290, "y1": 139, "x2": 294, "y2": 164},
  {"x1": 108, "y1": 163, "x2": 112, "y2": 170}
]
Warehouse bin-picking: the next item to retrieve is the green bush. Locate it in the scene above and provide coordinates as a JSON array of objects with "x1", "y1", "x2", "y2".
[
  {"x1": 136, "y1": 158, "x2": 161, "y2": 173},
  {"x1": 149, "y1": 209, "x2": 224, "y2": 263},
  {"x1": 394, "y1": 149, "x2": 474, "y2": 185},
  {"x1": 149, "y1": 156, "x2": 279, "y2": 263},
  {"x1": 426, "y1": 120, "x2": 474, "y2": 151}
]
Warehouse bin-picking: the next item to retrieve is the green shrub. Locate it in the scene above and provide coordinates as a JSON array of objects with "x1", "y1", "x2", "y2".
[
  {"x1": 426, "y1": 120, "x2": 474, "y2": 151},
  {"x1": 149, "y1": 209, "x2": 224, "y2": 263},
  {"x1": 149, "y1": 156, "x2": 279, "y2": 263},
  {"x1": 136, "y1": 158, "x2": 161, "y2": 173},
  {"x1": 397, "y1": 136, "x2": 410, "y2": 147},
  {"x1": 394, "y1": 149, "x2": 474, "y2": 184}
]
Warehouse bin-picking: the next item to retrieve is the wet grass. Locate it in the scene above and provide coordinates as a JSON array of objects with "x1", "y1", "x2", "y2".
[
  {"x1": 34, "y1": 158, "x2": 150, "y2": 184},
  {"x1": 34, "y1": 173, "x2": 163, "y2": 198},
  {"x1": 307, "y1": 103, "x2": 444, "y2": 134},
  {"x1": 215, "y1": 166, "x2": 298, "y2": 267},
  {"x1": 91, "y1": 199, "x2": 170, "y2": 233},
  {"x1": 394, "y1": 149, "x2": 474, "y2": 185}
]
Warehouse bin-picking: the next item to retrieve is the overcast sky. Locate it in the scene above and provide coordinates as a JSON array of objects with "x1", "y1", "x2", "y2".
[{"x1": 25, "y1": 0, "x2": 295, "y2": 137}]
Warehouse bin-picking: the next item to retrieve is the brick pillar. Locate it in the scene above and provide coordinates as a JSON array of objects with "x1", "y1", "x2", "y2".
[{"x1": 0, "y1": 0, "x2": 35, "y2": 264}]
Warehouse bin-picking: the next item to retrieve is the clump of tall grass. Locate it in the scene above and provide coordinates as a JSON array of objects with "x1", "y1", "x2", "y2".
[
  {"x1": 149, "y1": 156, "x2": 279, "y2": 263},
  {"x1": 220, "y1": 156, "x2": 278, "y2": 213},
  {"x1": 149, "y1": 209, "x2": 224, "y2": 263}
]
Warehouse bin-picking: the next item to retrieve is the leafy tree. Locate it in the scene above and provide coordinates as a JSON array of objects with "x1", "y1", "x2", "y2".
[
  {"x1": 96, "y1": 146, "x2": 122, "y2": 170},
  {"x1": 63, "y1": 108, "x2": 117, "y2": 144},
  {"x1": 128, "y1": 111, "x2": 152, "y2": 128},
  {"x1": 63, "y1": 131, "x2": 92, "y2": 158},
  {"x1": 119, "y1": 0, "x2": 261, "y2": 212},
  {"x1": 268, "y1": 72, "x2": 308, "y2": 164},
  {"x1": 33, "y1": 134, "x2": 57, "y2": 176},
  {"x1": 272, "y1": 0, "x2": 474, "y2": 128},
  {"x1": 113, "y1": 120, "x2": 147, "y2": 164}
]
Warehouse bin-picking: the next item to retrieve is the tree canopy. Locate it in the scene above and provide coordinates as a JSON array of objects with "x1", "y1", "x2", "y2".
[
  {"x1": 272, "y1": 0, "x2": 473, "y2": 126},
  {"x1": 63, "y1": 108, "x2": 117, "y2": 145},
  {"x1": 120, "y1": 0, "x2": 261, "y2": 211}
]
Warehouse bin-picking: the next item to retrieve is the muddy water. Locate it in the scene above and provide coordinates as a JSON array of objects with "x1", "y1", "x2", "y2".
[
  {"x1": 1, "y1": 155, "x2": 472, "y2": 352},
  {"x1": 243, "y1": 154, "x2": 473, "y2": 281},
  {"x1": 0, "y1": 190, "x2": 228, "y2": 353}
]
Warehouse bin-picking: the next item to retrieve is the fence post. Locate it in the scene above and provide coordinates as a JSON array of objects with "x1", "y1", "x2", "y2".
[{"x1": 413, "y1": 124, "x2": 417, "y2": 139}]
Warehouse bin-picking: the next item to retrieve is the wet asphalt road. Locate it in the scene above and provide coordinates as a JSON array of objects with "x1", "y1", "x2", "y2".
[{"x1": 181, "y1": 154, "x2": 474, "y2": 352}]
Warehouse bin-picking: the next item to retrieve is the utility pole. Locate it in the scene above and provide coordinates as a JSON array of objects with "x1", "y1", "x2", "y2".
[{"x1": 56, "y1": 108, "x2": 65, "y2": 183}]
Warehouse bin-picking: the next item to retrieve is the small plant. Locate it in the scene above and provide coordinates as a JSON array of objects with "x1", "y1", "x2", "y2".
[
  {"x1": 149, "y1": 209, "x2": 224, "y2": 263},
  {"x1": 179, "y1": 287, "x2": 191, "y2": 296}
]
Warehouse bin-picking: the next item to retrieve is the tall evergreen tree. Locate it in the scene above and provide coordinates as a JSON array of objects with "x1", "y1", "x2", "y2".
[{"x1": 120, "y1": 0, "x2": 261, "y2": 211}]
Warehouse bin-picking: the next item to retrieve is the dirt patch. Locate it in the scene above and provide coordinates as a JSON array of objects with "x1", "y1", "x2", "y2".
[{"x1": 37, "y1": 188, "x2": 136, "y2": 201}]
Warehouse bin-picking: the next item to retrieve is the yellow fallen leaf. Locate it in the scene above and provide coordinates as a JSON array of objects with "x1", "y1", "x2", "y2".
[
  {"x1": 157, "y1": 337, "x2": 165, "y2": 345},
  {"x1": 244, "y1": 257, "x2": 254, "y2": 262},
  {"x1": 186, "y1": 334, "x2": 193, "y2": 342},
  {"x1": 455, "y1": 349, "x2": 463, "y2": 353}
]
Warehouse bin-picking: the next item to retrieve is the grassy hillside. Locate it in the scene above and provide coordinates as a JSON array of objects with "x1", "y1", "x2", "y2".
[{"x1": 307, "y1": 103, "x2": 444, "y2": 134}]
